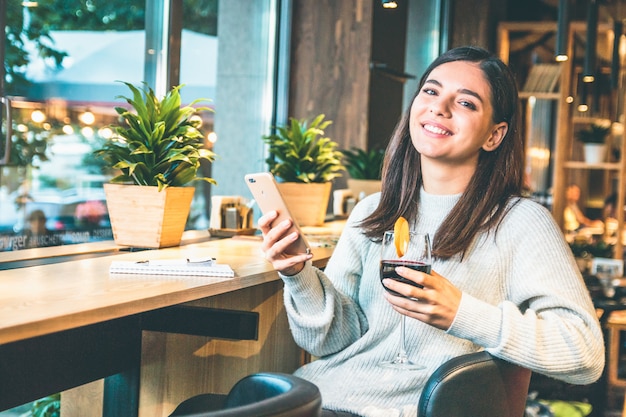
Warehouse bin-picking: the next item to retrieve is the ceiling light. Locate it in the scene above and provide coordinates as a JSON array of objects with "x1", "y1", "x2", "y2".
[
  {"x1": 382, "y1": 0, "x2": 398, "y2": 9},
  {"x1": 583, "y1": 0, "x2": 598, "y2": 83},
  {"x1": 555, "y1": 0, "x2": 569, "y2": 62}
]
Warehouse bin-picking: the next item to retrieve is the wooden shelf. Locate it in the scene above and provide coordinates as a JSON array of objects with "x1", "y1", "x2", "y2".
[
  {"x1": 499, "y1": 20, "x2": 626, "y2": 260},
  {"x1": 564, "y1": 161, "x2": 621, "y2": 170},
  {"x1": 518, "y1": 92, "x2": 560, "y2": 100},
  {"x1": 572, "y1": 117, "x2": 612, "y2": 125}
]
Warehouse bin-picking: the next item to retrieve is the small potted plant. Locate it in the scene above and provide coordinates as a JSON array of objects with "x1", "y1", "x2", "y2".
[
  {"x1": 577, "y1": 120, "x2": 611, "y2": 164},
  {"x1": 30, "y1": 393, "x2": 60, "y2": 417},
  {"x1": 93, "y1": 81, "x2": 217, "y2": 248},
  {"x1": 568, "y1": 236, "x2": 615, "y2": 274},
  {"x1": 262, "y1": 114, "x2": 345, "y2": 226},
  {"x1": 342, "y1": 147, "x2": 384, "y2": 200}
]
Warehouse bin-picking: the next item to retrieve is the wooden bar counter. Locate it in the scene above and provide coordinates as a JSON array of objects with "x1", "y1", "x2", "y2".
[{"x1": 0, "y1": 235, "x2": 334, "y2": 417}]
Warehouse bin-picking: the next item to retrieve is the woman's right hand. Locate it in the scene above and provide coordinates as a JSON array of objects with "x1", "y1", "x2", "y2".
[{"x1": 258, "y1": 211, "x2": 312, "y2": 276}]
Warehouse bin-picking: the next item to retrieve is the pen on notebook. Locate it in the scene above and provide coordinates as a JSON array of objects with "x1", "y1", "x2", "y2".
[{"x1": 135, "y1": 258, "x2": 215, "y2": 266}]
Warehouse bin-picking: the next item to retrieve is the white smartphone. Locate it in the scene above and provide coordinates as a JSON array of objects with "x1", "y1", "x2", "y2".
[{"x1": 244, "y1": 172, "x2": 312, "y2": 255}]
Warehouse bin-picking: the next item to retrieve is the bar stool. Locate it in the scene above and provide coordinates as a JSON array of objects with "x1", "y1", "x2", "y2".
[
  {"x1": 602, "y1": 309, "x2": 626, "y2": 416},
  {"x1": 418, "y1": 351, "x2": 531, "y2": 417},
  {"x1": 168, "y1": 372, "x2": 322, "y2": 417},
  {"x1": 607, "y1": 311, "x2": 626, "y2": 389}
]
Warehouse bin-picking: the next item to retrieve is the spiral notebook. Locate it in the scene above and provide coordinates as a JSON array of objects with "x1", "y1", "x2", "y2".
[{"x1": 109, "y1": 258, "x2": 235, "y2": 277}]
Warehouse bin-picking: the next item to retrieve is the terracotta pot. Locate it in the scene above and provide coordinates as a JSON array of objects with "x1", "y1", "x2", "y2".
[{"x1": 104, "y1": 183, "x2": 194, "y2": 248}]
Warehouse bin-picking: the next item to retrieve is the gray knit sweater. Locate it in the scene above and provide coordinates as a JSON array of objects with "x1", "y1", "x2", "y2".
[{"x1": 280, "y1": 189, "x2": 604, "y2": 417}]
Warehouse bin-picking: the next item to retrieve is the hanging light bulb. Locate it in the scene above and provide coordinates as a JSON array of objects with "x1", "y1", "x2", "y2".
[
  {"x1": 555, "y1": 0, "x2": 570, "y2": 62},
  {"x1": 583, "y1": 0, "x2": 598, "y2": 83}
]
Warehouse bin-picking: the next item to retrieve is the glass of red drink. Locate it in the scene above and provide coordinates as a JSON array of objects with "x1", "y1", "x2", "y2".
[{"x1": 380, "y1": 230, "x2": 431, "y2": 369}]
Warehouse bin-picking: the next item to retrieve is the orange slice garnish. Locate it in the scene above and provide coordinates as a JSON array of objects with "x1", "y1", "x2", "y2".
[{"x1": 393, "y1": 216, "x2": 409, "y2": 257}]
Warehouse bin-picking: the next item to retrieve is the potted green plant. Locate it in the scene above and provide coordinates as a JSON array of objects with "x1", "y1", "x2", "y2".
[
  {"x1": 30, "y1": 393, "x2": 60, "y2": 417},
  {"x1": 342, "y1": 147, "x2": 384, "y2": 200},
  {"x1": 93, "y1": 81, "x2": 216, "y2": 248},
  {"x1": 263, "y1": 114, "x2": 345, "y2": 226},
  {"x1": 577, "y1": 121, "x2": 611, "y2": 164},
  {"x1": 568, "y1": 237, "x2": 615, "y2": 273}
]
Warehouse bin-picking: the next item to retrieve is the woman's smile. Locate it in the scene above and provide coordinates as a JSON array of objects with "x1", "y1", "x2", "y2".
[{"x1": 422, "y1": 121, "x2": 452, "y2": 137}]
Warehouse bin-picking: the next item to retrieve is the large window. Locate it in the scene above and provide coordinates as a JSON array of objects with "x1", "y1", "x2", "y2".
[{"x1": 0, "y1": 0, "x2": 281, "y2": 252}]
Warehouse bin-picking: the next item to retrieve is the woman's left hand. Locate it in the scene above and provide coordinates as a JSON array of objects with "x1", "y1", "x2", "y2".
[{"x1": 382, "y1": 267, "x2": 462, "y2": 330}]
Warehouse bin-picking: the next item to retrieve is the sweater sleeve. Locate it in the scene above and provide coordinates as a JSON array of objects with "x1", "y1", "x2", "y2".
[
  {"x1": 446, "y1": 200, "x2": 605, "y2": 385},
  {"x1": 279, "y1": 197, "x2": 377, "y2": 357}
]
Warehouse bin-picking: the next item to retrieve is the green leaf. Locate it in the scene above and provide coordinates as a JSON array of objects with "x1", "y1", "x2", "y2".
[
  {"x1": 263, "y1": 114, "x2": 345, "y2": 183},
  {"x1": 31, "y1": 394, "x2": 60, "y2": 417},
  {"x1": 342, "y1": 147, "x2": 385, "y2": 180},
  {"x1": 576, "y1": 121, "x2": 611, "y2": 144},
  {"x1": 93, "y1": 82, "x2": 217, "y2": 189}
]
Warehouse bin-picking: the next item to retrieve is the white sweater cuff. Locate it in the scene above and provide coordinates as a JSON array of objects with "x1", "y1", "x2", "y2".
[
  {"x1": 447, "y1": 292, "x2": 503, "y2": 349},
  {"x1": 280, "y1": 261, "x2": 327, "y2": 315}
]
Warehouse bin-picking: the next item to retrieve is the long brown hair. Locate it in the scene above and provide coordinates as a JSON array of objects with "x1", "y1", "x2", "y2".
[{"x1": 361, "y1": 46, "x2": 524, "y2": 259}]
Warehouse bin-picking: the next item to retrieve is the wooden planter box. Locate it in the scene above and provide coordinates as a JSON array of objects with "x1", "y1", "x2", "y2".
[
  {"x1": 104, "y1": 183, "x2": 195, "y2": 248},
  {"x1": 347, "y1": 179, "x2": 382, "y2": 200},
  {"x1": 277, "y1": 182, "x2": 332, "y2": 226}
]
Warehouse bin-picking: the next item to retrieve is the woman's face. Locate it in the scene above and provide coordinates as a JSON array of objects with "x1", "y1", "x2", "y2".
[{"x1": 409, "y1": 61, "x2": 508, "y2": 169}]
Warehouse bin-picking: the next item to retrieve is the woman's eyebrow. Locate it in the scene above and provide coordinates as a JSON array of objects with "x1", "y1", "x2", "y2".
[
  {"x1": 424, "y1": 79, "x2": 441, "y2": 88},
  {"x1": 423, "y1": 79, "x2": 484, "y2": 103},
  {"x1": 458, "y1": 88, "x2": 483, "y2": 103}
]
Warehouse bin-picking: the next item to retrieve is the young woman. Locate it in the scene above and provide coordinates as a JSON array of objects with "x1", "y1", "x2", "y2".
[{"x1": 258, "y1": 45, "x2": 604, "y2": 417}]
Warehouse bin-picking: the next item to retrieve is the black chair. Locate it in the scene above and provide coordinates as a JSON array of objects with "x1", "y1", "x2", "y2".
[
  {"x1": 168, "y1": 372, "x2": 322, "y2": 417},
  {"x1": 418, "y1": 351, "x2": 532, "y2": 417},
  {"x1": 171, "y1": 352, "x2": 529, "y2": 417}
]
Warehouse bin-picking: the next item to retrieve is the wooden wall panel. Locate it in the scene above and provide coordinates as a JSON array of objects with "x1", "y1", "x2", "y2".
[
  {"x1": 289, "y1": 0, "x2": 373, "y2": 153},
  {"x1": 59, "y1": 282, "x2": 298, "y2": 417},
  {"x1": 137, "y1": 280, "x2": 301, "y2": 417},
  {"x1": 61, "y1": 381, "x2": 103, "y2": 417},
  {"x1": 449, "y1": 0, "x2": 507, "y2": 51},
  {"x1": 368, "y1": 0, "x2": 408, "y2": 152}
]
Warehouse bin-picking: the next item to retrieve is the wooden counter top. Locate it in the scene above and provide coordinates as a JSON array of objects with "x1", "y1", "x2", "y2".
[
  {"x1": 0, "y1": 237, "x2": 333, "y2": 345},
  {"x1": 0, "y1": 229, "x2": 213, "y2": 267}
]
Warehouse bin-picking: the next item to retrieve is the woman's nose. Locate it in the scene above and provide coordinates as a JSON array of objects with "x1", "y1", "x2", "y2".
[{"x1": 429, "y1": 98, "x2": 451, "y2": 117}]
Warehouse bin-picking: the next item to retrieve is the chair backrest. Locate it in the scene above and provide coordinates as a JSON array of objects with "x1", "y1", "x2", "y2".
[
  {"x1": 418, "y1": 351, "x2": 531, "y2": 417},
  {"x1": 185, "y1": 372, "x2": 322, "y2": 417}
]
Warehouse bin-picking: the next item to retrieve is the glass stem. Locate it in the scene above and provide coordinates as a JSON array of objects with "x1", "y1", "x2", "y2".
[{"x1": 396, "y1": 316, "x2": 409, "y2": 363}]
